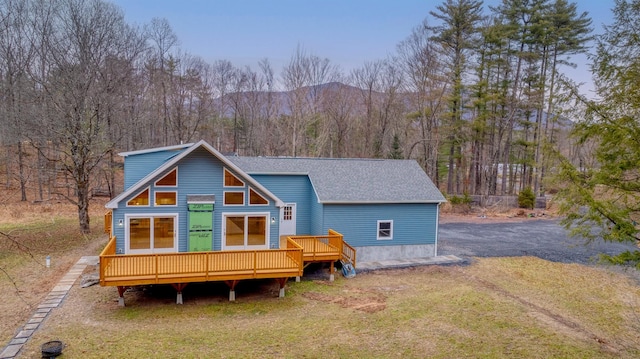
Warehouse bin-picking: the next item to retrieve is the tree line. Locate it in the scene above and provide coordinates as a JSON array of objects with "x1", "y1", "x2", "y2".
[{"x1": 0, "y1": 0, "x2": 593, "y2": 233}]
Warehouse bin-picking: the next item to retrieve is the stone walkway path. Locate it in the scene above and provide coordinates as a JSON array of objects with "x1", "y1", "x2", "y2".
[{"x1": 0, "y1": 256, "x2": 98, "y2": 359}]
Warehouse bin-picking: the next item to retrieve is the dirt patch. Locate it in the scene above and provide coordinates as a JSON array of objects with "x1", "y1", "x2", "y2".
[
  {"x1": 439, "y1": 208, "x2": 556, "y2": 224},
  {"x1": 303, "y1": 288, "x2": 387, "y2": 313}
]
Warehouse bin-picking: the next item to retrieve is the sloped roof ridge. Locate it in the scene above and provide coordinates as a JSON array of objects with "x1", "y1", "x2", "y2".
[{"x1": 118, "y1": 143, "x2": 194, "y2": 157}]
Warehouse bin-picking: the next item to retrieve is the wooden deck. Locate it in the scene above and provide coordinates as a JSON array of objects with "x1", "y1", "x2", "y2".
[
  {"x1": 287, "y1": 229, "x2": 357, "y2": 267},
  {"x1": 100, "y1": 237, "x2": 304, "y2": 287},
  {"x1": 98, "y1": 227, "x2": 355, "y2": 305}
]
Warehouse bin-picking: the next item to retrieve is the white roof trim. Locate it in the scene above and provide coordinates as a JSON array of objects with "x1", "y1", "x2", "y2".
[
  {"x1": 243, "y1": 171, "x2": 309, "y2": 176},
  {"x1": 320, "y1": 199, "x2": 447, "y2": 204},
  {"x1": 106, "y1": 140, "x2": 285, "y2": 209},
  {"x1": 118, "y1": 143, "x2": 194, "y2": 157}
]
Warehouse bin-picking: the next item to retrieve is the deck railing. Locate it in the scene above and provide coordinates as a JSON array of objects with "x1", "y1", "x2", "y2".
[
  {"x1": 329, "y1": 229, "x2": 357, "y2": 267},
  {"x1": 99, "y1": 230, "x2": 354, "y2": 288},
  {"x1": 99, "y1": 236, "x2": 304, "y2": 287},
  {"x1": 287, "y1": 233, "x2": 343, "y2": 262},
  {"x1": 104, "y1": 211, "x2": 112, "y2": 235}
]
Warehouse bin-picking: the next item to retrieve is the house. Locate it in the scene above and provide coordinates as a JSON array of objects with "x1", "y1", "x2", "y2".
[{"x1": 100, "y1": 140, "x2": 445, "y2": 305}]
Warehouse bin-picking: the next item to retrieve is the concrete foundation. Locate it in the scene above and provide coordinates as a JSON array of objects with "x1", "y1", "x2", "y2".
[
  {"x1": 229, "y1": 290, "x2": 236, "y2": 302},
  {"x1": 279, "y1": 288, "x2": 285, "y2": 298},
  {"x1": 355, "y1": 244, "x2": 436, "y2": 263},
  {"x1": 176, "y1": 292, "x2": 183, "y2": 305}
]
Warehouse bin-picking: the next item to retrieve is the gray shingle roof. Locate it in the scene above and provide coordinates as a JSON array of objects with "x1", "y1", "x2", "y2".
[{"x1": 228, "y1": 156, "x2": 445, "y2": 203}]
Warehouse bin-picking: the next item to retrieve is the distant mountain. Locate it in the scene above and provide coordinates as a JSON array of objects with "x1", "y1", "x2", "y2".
[{"x1": 213, "y1": 81, "x2": 382, "y2": 118}]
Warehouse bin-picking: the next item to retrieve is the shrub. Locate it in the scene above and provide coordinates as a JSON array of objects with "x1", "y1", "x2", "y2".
[
  {"x1": 449, "y1": 193, "x2": 471, "y2": 205},
  {"x1": 518, "y1": 187, "x2": 535, "y2": 209}
]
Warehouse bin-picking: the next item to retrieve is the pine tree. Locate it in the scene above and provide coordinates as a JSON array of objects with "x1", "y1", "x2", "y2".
[
  {"x1": 555, "y1": 0, "x2": 640, "y2": 267},
  {"x1": 388, "y1": 134, "x2": 404, "y2": 159},
  {"x1": 430, "y1": 0, "x2": 484, "y2": 195}
]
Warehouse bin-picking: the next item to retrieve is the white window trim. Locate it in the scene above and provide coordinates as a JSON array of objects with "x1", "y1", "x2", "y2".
[
  {"x1": 377, "y1": 220, "x2": 393, "y2": 240},
  {"x1": 125, "y1": 213, "x2": 179, "y2": 254},
  {"x1": 221, "y1": 212, "x2": 270, "y2": 250},
  {"x1": 155, "y1": 167, "x2": 178, "y2": 187},
  {"x1": 154, "y1": 190, "x2": 178, "y2": 207},
  {"x1": 223, "y1": 168, "x2": 245, "y2": 187},
  {"x1": 126, "y1": 186, "x2": 151, "y2": 207},
  {"x1": 248, "y1": 187, "x2": 269, "y2": 206},
  {"x1": 223, "y1": 190, "x2": 245, "y2": 206}
]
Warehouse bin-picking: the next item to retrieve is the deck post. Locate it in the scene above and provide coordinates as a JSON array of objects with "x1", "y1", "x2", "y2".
[
  {"x1": 276, "y1": 278, "x2": 288, "y2": 298},
  {"x1": 329, "y1": 261, "x2": 335, "y2": 282},
  {"x1": 171, "y1": 284, "x2": 188, "y2": 305},
  {"x1": 225, "y1": 280, "x2": 240, "y2": 302},
  {"x1": 117, "y1": 286, "x2": 128, "y2": 307}
]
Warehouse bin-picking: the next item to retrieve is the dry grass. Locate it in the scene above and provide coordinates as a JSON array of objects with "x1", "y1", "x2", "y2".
[
  {"x1": 0, "y1": 194, "x2": 108, "y2": 347},
  {"x1": 12, "y1": 257, "x2": 640, "y2": 359},
  {"x1": 2, "y1": 184, "x2": 639, "y2": 358}
]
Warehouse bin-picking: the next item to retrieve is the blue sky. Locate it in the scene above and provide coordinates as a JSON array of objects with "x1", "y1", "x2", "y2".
[{"x1": 110, "y1": 0, "x2": 615, "y2": 93}]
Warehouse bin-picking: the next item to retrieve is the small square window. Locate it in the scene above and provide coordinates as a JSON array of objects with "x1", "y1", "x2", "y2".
[
  {"x1": 155, "y1": 191, "x2": 177, "y2": 206},
  {"x1": 377, "y1": 220, "x2": 393, "y2": 240},
  {"x1": 224, "y1": 191, "x2": 244, "y2": 205}
]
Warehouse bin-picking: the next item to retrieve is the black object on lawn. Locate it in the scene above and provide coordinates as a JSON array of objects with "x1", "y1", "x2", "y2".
[{"x1": 41, "y1": 340, "x2": 64, "y2": 358}]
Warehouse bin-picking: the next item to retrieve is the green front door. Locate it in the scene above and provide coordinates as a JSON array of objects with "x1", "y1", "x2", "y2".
[{"x1": 188, "y1": 203, "x2": 213, "y2": 251}]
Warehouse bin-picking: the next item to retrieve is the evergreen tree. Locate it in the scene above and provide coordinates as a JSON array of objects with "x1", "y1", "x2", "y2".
[
  {"x1": 388, "y1": 133, "x2": 404, "y2": 159},
  {"x1": 430, "y1": 0, "x2": 484, "y2": 195},
  {"x1": 555, "y1": 0, "x2": 640, "y2": 267}
]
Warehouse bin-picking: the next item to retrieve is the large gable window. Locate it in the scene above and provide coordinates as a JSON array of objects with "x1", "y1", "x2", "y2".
[
  {"x1": 377, "y1": 220, "x2": 393, "y2": 240},
  {"x1": 156, "y1": 168, "x2": 177, "y2": 186},
  {"x1": 127, "y1": 188, "x2": 149, "y2": 206},
  {"x1": 224, "y1": 168, "x2": 244, "y2": 187},
  {"x1": 249, "y1": 188, "x2": 268, "y2": 205}
]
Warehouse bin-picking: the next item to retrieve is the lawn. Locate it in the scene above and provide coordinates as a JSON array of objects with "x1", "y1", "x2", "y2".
[
  {"x1": 17, "y1": 256, "x2": 640, "y2": 358},
  {"x1": 2, "y1": 199, "x2": 639, "y2": 358}
]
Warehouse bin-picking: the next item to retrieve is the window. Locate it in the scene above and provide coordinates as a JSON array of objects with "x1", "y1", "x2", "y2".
[
  {"x1": 224, "y1": 168, "x2": 244, "y2": 187},
  {"x1": 127, "y1": 188, "x2": 149, "y2": 206},
  {"x1": 249, "y1": 188, "x2": 268, "y2": 205},
  {"x1": 155, "y1": 168, "x2": 177, "y2": 186},
  {"x1": 377, "y1": 220, "x2": 393, "y2": 240},
  {"x1": 127, "y1": 215, "x2": 177, "y2": 253},
  {"x1": 155, "y1": 191, "x2": 177, "y2": 206},
  {"x1": 283, "y1": 206, "x2": 293, "y2": 221},
  {"x1": 223, "y1": 213, "x2": 268, "y2": 249},
  {"x1": 224, "y1": 191, "x2": 244, "y2": 205}
]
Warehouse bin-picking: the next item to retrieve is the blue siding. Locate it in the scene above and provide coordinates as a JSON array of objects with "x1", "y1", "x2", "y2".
[
  {"x1": 113, "y1": 147, "x2": 280, "y2": 253},
  {"x1": 250, "y1": 174, "x2": 313, "y2": 235},
  {"x1": 310, "y1": 195, "x2": 323, "y2": 235},
  {"x1": 321, "y1": 203, "x2": 439, "y2": 247},
  {"x1": 124, "y1": 149, "x2": 186, "y2": 189}
]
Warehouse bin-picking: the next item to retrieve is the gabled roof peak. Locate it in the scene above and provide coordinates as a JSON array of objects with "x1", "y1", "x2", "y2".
[{"x1": 106, "y1": 140, "x2": 284, "y2": 209}]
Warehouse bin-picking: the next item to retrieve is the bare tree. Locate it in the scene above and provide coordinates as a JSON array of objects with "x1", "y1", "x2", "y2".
[
  {"x1": 397, "y1": 19, "x2": 448, "y2": 184},
  {"x1": 0, "y1": 0, "x2": 37, "y2": 200},
  {"x1": 145, "y1": 17, "x2": 178, "y2": 146},
  {"x1": 29, "y1": 0, "x2": 146, "y2": 233}
]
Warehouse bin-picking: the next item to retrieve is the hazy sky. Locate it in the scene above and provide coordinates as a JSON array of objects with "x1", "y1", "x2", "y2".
[{"x1": 109, "y1": 0, "x2": 615, "y2": 93}]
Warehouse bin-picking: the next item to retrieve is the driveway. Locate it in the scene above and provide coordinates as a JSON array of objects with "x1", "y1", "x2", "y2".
[{"x1": 438, "y1": 219, "x2": 638, "y2": 265}]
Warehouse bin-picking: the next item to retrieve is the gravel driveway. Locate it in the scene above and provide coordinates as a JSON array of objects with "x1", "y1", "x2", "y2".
[{"x1": 438, "y1": 219, "x2": 638, "y2": 265}]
